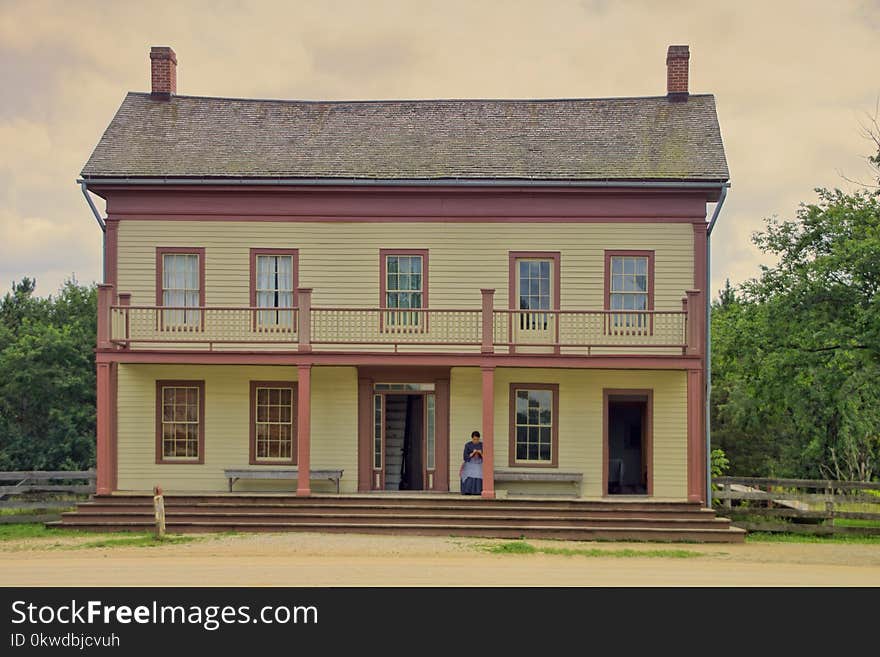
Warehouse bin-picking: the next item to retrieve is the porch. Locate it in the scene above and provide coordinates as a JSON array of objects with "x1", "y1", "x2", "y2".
[{"x1": 99, "y1": 286, "x2": 704, "y2": 357}]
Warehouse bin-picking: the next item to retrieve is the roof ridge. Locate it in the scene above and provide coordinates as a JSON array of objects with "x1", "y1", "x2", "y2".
[{"x1": 125, "y1": 91, "x2": 716, "y2": 105}]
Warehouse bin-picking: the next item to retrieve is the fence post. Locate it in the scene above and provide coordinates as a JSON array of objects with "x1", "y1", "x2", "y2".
[
  {"x1": 297, "y1": 288, "x2": 312, "y2": 353},
  {"x1": 153, "y1": 485, "x2": 165, "y2": 539},
  {"x1": 481, "y1": 289, "x2": 495, "y2": 354}
]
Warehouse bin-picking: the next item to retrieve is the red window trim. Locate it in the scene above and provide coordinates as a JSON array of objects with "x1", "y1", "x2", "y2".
[
  {"x1": 249, "y1": 380, "x2": 298, "y2": 466},
  {"x1": 508, "y1": 382, "x2": 560, "y2": 468},
  {"x1": 602, "y1": 388, "x2": 653, "y2": 496},
  {"x1": 248, "y1": 248, "x2": 300, "y2": 308},
  {"x1": 155, "y1": 247, "x2": 206, "y2": 307},
  {"x1": 603, "y1": 250, "x2": 655, "y2": 311},
  {"x1": 379, "y1": 249, "x2": 429, "y2": 332},
  {"x1": 155, "y1": 380, "x2": 206, "y2": 465},
  {"x1": 379, "y1": 249, "x2": 429, "y2": 309},
  {"x1": 508, "y1": 251, "x2": 561, "y2": 311}
]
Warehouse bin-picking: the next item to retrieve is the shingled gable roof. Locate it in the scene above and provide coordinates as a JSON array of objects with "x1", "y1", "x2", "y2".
[{"x1": 80, "y1": 91, "x2": 729, "y2": 182}]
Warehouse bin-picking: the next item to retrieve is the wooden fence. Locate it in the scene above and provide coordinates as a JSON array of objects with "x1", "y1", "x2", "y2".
[
  {"x1": 0, "y1": 471, "x2": 96, "y2": 524},
  {"x1": 713, "y1": 476, "x2": 880, "y2": 536}
]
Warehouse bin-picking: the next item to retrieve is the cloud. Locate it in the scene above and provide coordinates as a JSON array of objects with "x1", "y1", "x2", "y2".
[{"x1": 0, "y1": 0, "x2": 878, "y2": 300}]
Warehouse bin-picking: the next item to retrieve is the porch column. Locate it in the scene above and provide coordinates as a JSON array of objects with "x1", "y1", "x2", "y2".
[
  {"x1": 96, "y1": 362, "x2": 112, "y2": 495},
  {"x1": 296, "y1": 364, "x2": 312, "y2": 496},
  {"x1": 480, "y1": 289, "x2": 495, "y2": 354},
  {"x1": 685, "y1": 289, "x2": 703, "y2": 356},
  {"x1": 97, "y1": 283, "x2": 115, "y2": 350},
  {"x1": 297, "y1": 288, "x2": 312, "y2": 353},
  {"x1": 480, "y1": 366, "x2": 495, "y2": 499},
  {"x1": 687, "y1": 368, "x2": 705, "y2": 503}
]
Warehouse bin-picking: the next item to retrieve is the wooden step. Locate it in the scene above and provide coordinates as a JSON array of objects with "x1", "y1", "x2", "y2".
[
  {"x1": 74, "y1": 501, "x2": 720, "y2": 520},
  {"x1": 56, "y1": 494, "x2": 741, "y2": 542},
  {"x1": 47, "y1": 519, "x2": 745, "y2": 543},
  {"x1": 58, "y1": 510, "x2": 732, "y2": 530}
]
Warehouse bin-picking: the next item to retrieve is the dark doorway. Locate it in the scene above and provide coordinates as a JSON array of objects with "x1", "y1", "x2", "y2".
[
  {"x1": 607, "y1": 397, "x2": 649, "y2": 495},
  {"x1": 383, "y1": 394, "x2": 424, "y2": 491}
]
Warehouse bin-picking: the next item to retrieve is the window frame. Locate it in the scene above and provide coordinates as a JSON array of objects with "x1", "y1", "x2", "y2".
[
  {"x1": 508, "y1": 383, "x2": 560, "y2": 468},
  {"x1": 249, "y1": 380, "x2": 297, "y2": 465},
  {"x1": 604, "y1": 249, "x2": 655, "y2": 311},
  {"x1": 249, "y1": 248, "x2": 299, "y2": 332},
  {"x1": 604, "y1": 250, "x2": 655, "y2": 334},
  {"x1": 379, "y1": 249, "x2": 429, "y2": 331},
  {"x1": 155, "y1": 380, "x2": 206, "y2": 464},
  {"x1": 508, "y1": 251, "x2": 561, "y2": 314},
  {"x1": 155, "y1": 247, "x2": 206, "y2": 331}
]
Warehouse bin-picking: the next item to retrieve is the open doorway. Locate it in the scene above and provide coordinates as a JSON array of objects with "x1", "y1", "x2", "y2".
[
  {"x1": 605, "y1": 391, "x2": 652, "y2": 495},
  {"x1": 383, "y1": 394, "x2": 424, "y2": 491}
]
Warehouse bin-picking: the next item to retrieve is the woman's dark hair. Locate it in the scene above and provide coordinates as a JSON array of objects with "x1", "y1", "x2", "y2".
[{"x1": 471, "y1": 431, "x2": 481, "y2": 438}]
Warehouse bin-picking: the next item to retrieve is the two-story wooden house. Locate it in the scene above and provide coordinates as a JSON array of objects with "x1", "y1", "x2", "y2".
[{"x1": 66, "y1": 45, "x2": 740, "y2": 541}]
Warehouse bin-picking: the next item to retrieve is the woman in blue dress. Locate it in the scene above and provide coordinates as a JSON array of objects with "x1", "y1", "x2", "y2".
[{"x1": 460, "y1": 430, "x2": 483, "y2": 495}]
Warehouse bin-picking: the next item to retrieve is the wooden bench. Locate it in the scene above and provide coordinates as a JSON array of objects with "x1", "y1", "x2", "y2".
[
  {"x1": 493, "y1": 470, "x2": 583, "y2": 496},
  {"x1": 224, "y1": 468, "x2": 344, "y2": 494}
]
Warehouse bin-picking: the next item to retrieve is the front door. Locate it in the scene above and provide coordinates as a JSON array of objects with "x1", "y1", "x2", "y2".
[{"x1": 370, "y1": 387, "x2": 437, "y2": 491}]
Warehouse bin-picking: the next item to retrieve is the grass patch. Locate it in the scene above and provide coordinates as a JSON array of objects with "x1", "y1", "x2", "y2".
[
  {"x1": 832, "y1": 518, "x2": 880, "y2": 528},
  {"x1": 0, "y1": 507, "x2": 75, "y2": 517},
  {"x1": 746, "y1": 532, "x2": 880, "y2": 544},
  {"x1": 0, "y1": 523, "x2": 200, "y2": 549},
  {"x1": 0, "y1": 523, "x2": 91, "y2": 541},
  {"x1": 75, "y1": 534, "x2": 197, "y2": 549},
  {"x1": 482, "y1": 540, "x2": 700, "y2": 558}
]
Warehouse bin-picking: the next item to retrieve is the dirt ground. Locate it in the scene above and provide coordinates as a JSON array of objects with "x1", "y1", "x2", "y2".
[{"x1": 1, "y1": 532, "x2": 879, "y2": 586}]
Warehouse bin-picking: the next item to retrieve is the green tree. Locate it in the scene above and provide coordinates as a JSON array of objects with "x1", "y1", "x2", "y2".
[
  {"x1": 0, "y1": 279, "x2": 97, "y2": 471},
  {"x1": 712, "y1": 189, "x2": 880, "y2": 480}
]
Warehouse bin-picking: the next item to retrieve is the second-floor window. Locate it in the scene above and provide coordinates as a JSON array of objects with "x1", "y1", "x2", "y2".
[
  {"x1": 510, "y1": 252, "x2": 559, "y2": 332},
  {"x1": 250, "y1": 249, "x2": 298, "y2": 331},
  {"x1": 157, "y1": 247, "x2": 205, "y2": 329},
  {"x1": 605, "y1": 250, "x2": 654, "y2": 332},
  {"x1": 381, "y1": 249, "x2": 428, "y2": 330}
]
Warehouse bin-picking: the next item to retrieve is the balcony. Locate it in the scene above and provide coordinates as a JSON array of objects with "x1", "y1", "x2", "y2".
[{"x1": 98, "y1": 287, "x2": 703, "y2": 357}]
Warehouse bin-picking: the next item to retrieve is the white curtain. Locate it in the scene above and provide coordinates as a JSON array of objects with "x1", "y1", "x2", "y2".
[
  {"x1": 163, "y1": 254, "x2": 200, "y2": 327},
  {"x1": 256, "y1": 255, "x2": 294, "y2": 329}
]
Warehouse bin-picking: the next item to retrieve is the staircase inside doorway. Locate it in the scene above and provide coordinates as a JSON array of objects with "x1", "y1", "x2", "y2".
[{"x1": 384, "y1": 396, "x2": 406, "y2": 490}]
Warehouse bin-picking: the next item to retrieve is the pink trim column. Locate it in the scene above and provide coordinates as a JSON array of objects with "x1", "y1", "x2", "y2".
[
  {"x1": 96, "y1": 362, "x2": 112, "y2": 495},
  {"x1": 480, "y1": 289, "x2": 495, "y2": 354},
  {"x1": 480, "y1": 366, "x2": 495, "y2": 499},
  {"x1": 296, "y1": 364, "x2": 312, "y2": 496},
  {"x1": 685, "y1": 289, "x2": 702, "y2": 356},
  {"x1": 297, "y1": 288, "x2": 312, "y2": 353},
  {"x1": 97, "y1": 284, "x2": 115, "y2": 350},
  {"x1": 687, "y1": 368, "x2": 705, "y2": 503}
]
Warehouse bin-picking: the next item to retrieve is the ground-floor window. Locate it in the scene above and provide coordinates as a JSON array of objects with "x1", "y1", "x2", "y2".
[
  {"x1": 509, "y1": 383, "x2": 559, "y2": 467},
  {"x1": 156, "y1": 380, "x2": 205, "y2": 463},
  {"x1": 250, "y1": 381, "x2": 296, "y2": 464}
]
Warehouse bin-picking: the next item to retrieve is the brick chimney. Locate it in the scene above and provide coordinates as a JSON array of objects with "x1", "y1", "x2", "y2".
[
  {"x1": 150, "y1": 46, "x2": 177, "y2": 99},
  {"x1": 666, "y1": 45, "x2": 689, "y2": 101}
]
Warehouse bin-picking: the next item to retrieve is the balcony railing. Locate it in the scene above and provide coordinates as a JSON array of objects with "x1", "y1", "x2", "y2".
[{"x1": 97, "y1": 286, "x2": 702, "y2": 356}]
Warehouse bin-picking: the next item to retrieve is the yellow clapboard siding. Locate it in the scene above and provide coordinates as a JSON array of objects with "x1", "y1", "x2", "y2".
[
  {"x1": 448, "y1": 367, "x2": 687, "y2": 498},
  {"x1": 118, "y1": 221, "x2": 694, "y2": 310},
  {"x1": 116, "y1": 364, "x2": 358, "y2": 492}
]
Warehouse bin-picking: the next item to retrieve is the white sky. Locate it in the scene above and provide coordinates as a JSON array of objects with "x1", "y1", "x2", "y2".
[{"x1": 1, "y1": 0, "x2": 878, "y2": 298}]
